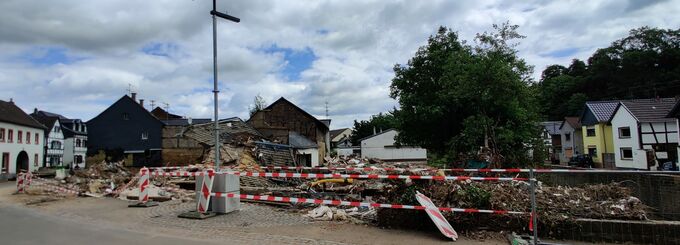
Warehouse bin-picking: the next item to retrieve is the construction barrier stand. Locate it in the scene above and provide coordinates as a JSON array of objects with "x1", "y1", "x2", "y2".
[{"x1": 197, "y1": 169, "x2": 215, "y2": 213}]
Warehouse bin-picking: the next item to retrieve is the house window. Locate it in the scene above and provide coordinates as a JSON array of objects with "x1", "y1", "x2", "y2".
[
  {"x1": 26, "y1": 132, "x2": 30, "y2": 144},
  {"x1": 35, "y1": 133, "x2": 39, "y2": 145},
  {"x1": 565, "y1": 133, "x2": 571, "y2": 141},
  {"x1": 76, "y1": 139, "x2": 81, "y2": 147},
  {"x1": 82, "y1": 140, "x2": 87, "y2": 147},
  {"x1": 8, "y1": 129, "x2": 13, "y2": 143},
  {"x1": 51, "y1": 141, "x2": 61, "y2": 149},
  {"x1": 619, "y1": 127, "x2": 631, "y2": 138},
  {"x1": 34, "y1": 153, "x2": 39, "y2": 167},
  {"x1": 620, "y1": 147, "x2": 633, "y2": 160},
  {"x1": 141, "y1": 132, "x2": 149, "y2": 140},
  {"x1": 586, "y1": 128, "x2": 596, "y2": 137},
  {"x1": 17, "y1": 130, "x2": 22, "y2": 143},
  {"x1": 588, "y1": 147, "x2": 597, "y2": 157},
  {"x1": 0, "y1": 128, "x2": 4, "y2": 142},
  {"x1": 122, "y1": 113, "x2": 130, "y2": 120},
  {"x1": 75, "y1": 155, "x2": 83, "y2": 164}
]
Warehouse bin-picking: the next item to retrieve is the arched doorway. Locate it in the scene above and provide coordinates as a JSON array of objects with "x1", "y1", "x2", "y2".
[{"x1": 16, "y1": 151, "x2": 29, "y2": 173}]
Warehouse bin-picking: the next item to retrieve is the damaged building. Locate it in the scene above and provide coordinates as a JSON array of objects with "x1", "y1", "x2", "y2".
[
  {"x1": 247, "y1": 97, "x2": 330, "y2": 167},
  {"x1": 165, "y1": 117, "x2": 264, "y2": 166}
]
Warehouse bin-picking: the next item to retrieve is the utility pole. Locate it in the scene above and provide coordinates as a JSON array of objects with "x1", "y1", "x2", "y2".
[
  {"x1": 150, "y1": 100, "x2": 156, "y2": 110},
  {"x1": 210, "y1": 0, "x2": 240, "y2": 170}
]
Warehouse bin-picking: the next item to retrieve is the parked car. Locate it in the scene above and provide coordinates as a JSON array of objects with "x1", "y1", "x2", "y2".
[{"x1": 568, "y1": 154, "x2": 594, "y2": 168}]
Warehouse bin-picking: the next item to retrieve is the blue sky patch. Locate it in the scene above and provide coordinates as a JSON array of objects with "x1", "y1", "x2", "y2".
[
  {"x1": 19, "y1": 46, "x2": 85, "y2": 65},
  {"x1": 141, "y1": 42, "x2": 179, "y2": 57},
  {"x1": 263, "y1": 45, "x2": 316, "y2": 81},
  {"x1": 542, "y1": 47, "x2": 580, "y2": 58}
]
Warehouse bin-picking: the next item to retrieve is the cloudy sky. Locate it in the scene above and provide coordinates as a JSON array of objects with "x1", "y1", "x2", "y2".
[{"x1": 1, "y1": 0, "x2": 678, "y2": 128}]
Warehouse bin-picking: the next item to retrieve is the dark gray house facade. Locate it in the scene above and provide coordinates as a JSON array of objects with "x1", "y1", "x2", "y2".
[{"x1": 87, "y1": 94, "x2": 164, "y2": 166}]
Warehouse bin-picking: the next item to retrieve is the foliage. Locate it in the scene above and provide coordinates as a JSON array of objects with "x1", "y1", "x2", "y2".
[
  {"x1": 536, "y1": 26, "x2": 680, "y2": 120},
  {"x1": 350, "y1": 112, "x2": 397, "y2": 145},
  {"x1": 389, "y1": 23, "x2": 541, "y2": 167},
  {"x1": 248, "y1": 94, "x2": 267, "y2": 117}
]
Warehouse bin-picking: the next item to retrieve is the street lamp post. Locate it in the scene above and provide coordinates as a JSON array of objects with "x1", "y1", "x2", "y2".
[{"x1": 210, "y1": 0, "x2": 239, "y2": 170}]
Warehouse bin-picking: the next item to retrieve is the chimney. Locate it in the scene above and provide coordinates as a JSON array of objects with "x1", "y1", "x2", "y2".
[
  {"x1": 9, "y1": 98, "x2": 13, "y2": 104},
  {"x1": 131, "y1": 92, "x2": 137, "y2": 101},
  {"x1": 34, "y1": 108, "x2": 38, "y2": 114},
  {"x1": 139, "y1": 99, "x2": 144, "y2": 108}
]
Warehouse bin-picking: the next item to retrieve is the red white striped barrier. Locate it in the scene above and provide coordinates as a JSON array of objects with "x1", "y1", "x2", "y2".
[
  {"x1": 416, "y1": 191, "x2": 458, "y2": 240},
  {"x1": 197, "y1": 169, "x2": 215, "y2": 213},
  {"x1": 16, "y1": 172, "x2": 26, "y2": 193},
  {"x1": 139, "y1": 167, "x2": 151, "y2": 203},
  {"x1": 149, "y1": 171, "x2": 527, "y2": 181},
  {"x1": 32, "y1": 176, "x2": 81, "y2": 194},
  {"x1": 210, "y1": 192, "x2": 525, "y2": 215}
]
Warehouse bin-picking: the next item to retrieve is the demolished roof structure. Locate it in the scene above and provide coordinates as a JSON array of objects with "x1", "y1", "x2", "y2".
[{"x1": 183, "y1": 117, "x2": 264, "y2": 146}]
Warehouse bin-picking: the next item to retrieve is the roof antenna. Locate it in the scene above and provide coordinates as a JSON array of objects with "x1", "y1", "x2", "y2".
[
  {"x1": 150, "y1": 100, "x2": 156, "y2": 110},
  {"x1": 163, "y1": 102, "x2": 170, "y2": 120},
  {"x1": 325, "y1": 100, "x2": 329, "y2": 118},
  {"x1": 127, "y1": 83, "x2": 133, "y2": 96}
]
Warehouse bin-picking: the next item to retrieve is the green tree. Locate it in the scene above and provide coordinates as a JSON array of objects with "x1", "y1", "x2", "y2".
[
  {"x1": 390, "y1": 23, "x2": 541, "y2": 167},
  {"x1": 350, "y1": 112, "x2": 396, "y2": 145},
  {"x1": 248, "y1": 94, "x2": 267, "y2": 117}
]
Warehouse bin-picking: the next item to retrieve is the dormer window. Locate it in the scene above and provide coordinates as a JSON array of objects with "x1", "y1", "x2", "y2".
[
  {"x1": 141, "y1": 132, "x2": 149, "y2": 140},
  {"x1": 122, "y1": 113, "x2": 130, "y2": 120}
]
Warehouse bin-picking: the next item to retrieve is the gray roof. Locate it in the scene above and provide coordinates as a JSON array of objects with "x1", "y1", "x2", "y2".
[
  {"x1": 586, "y1": 101, "x2": 620, "y2": 122},
  {"x1": 619, "y1": 98, "x2": 677, "y2": 122},
  {"x1": 161, "y1": 118, "x2": 211, "y2": 126},
  {"x1": 288, "y1": 131, "x2": 318, "y2": 149},
  {"x1": 0, "y1": 100, "x2": 46, "y2": 129},
  {"x1": 540, "y1": 121, "x2": 562, "y2": 135}
]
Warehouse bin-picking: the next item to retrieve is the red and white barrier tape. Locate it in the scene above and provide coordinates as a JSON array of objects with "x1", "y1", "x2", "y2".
[
  {"x1": 149, "y1": 171, "x2": 527, "y2": 181},
  {"x1": 211, "y1": 193, "x2": 525, "y2": 215},
  {"x1": 31, "y1": 176, "x2": 80, "y2": 194},
  {"x1": 30, "y1": 181, "x2": 80, "y2": 195}
]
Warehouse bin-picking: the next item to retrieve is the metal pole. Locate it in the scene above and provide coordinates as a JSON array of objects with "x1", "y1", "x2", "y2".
[
  {"x1": 529, "y1": 168, "x2": 539, "y2": 244},
  {"x1": 212, "y1": 0, "x2": 220, "y2": 170}
]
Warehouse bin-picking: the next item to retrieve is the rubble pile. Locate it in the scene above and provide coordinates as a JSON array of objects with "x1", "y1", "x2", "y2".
[
  {"x1": 374, "y1": 178, "x2": 648, "y2": 234},
  {"x1": 67, "y1": 160, "x2": 134, "y2": 196},
  {"x1": 304, "y1": 205, "x2": 377, "y2": 224}
]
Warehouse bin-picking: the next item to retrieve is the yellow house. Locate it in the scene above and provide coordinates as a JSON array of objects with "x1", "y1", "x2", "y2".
[{"x1": 580, "y1": 101, "x2": 619, "y2": 168}]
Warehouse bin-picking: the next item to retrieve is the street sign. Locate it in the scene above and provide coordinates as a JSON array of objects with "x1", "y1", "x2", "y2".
[{"x1": 415, "y1": 191, "x2": 458, "y2": 241}]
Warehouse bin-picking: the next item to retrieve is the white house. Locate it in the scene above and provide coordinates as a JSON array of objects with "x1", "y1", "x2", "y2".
[
  {"x1": 610, "y1": 98, "x2": 678, "y2": 170},
  {"x1": 31, "y1": 109, "x2": 65, "y2": 167},
  {"x1": 360, "y1": 129, "x2": 427, "y2": 161},
  {"x1": 559, "y1": 117, "x2": 583, "y2": 163},
  {"x1": 0, "y1": 100, "x2": 46, "y2": 179},
  {"x1": 61, "y1": 118, "x2": 88, "y2": 169}
]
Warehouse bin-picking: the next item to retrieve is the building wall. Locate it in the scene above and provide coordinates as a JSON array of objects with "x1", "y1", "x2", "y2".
[
  {"x1": 582, "y1": 123, "x2": 614, "y2": 165},
  {"x1": 361, "y1": 130, "x2": 427, "y2": 160},
  {"x1": 0, "y1": 121, "x2": 44, "y2": 176},
  {"x1": 561, "y1": 123, "x2": 584, "y2": 163},
  {"x1": 45, "y1": 120, "x2": 64, "y2": 167},
  {"x1": 296, "y1": 148, "x2": 319, "y2": 167},
  {"x1": 87, "y1": 96, "x2": 163, "y2": 160},
  {"x1": 611, "y1": 108, "x2": 647, "y2": 169}
]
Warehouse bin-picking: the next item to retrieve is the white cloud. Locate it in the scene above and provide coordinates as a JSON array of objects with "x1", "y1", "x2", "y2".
[{"x1": 0, "y1": 0, "x2": 678, "y2": 128}]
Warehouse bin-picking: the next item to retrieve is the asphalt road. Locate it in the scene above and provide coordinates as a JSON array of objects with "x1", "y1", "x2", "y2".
[{"x1": 0, "y1": 203, "x2": 221, "y2": 245}]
